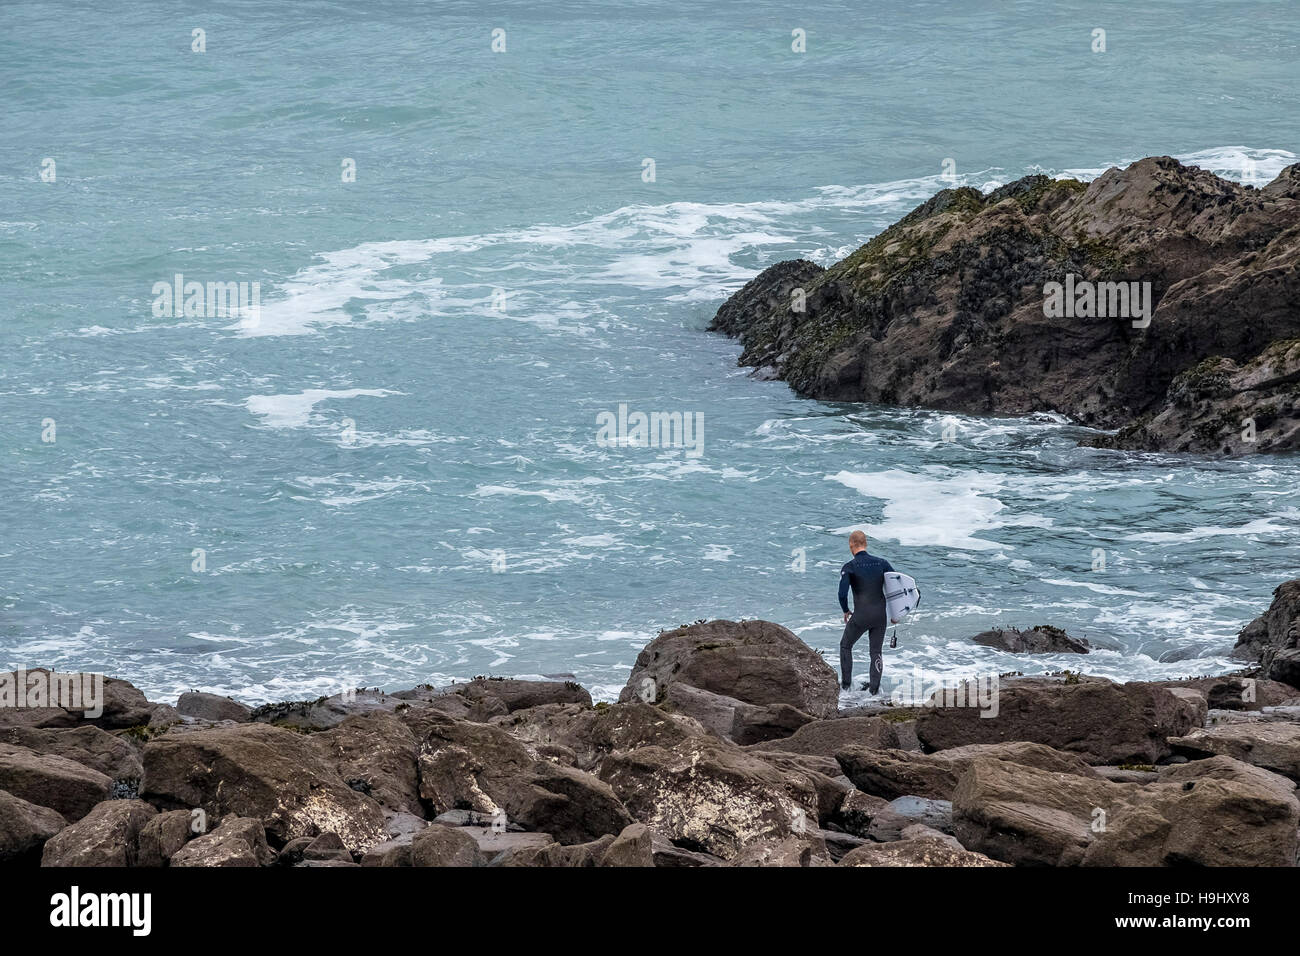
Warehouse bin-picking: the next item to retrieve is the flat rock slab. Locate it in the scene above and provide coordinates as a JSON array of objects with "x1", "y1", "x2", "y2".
[{"x1": 1169, "y1": 722, "x2": 1300, "y2": 779}]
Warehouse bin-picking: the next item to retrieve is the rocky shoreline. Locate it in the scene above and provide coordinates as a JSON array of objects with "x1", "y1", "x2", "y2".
[
  {"x1": 2, "y1": 579, "x2": 1298, "y2": 867},
  {"x1": 710, "y1": 157, "x2": 1300, "y2": 455}
]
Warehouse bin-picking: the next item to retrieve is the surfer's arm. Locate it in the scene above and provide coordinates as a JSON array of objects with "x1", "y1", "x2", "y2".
[{"x1": 838, "y1": 565, "x2": 851, "y2": 614}]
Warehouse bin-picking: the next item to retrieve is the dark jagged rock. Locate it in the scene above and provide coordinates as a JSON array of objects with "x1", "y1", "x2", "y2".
[
  {"x1": 971, "y1": 625, "x2": 1090, "y2": 654},
  {"x1": 710, "y1": 158, "x2": 1300, "y2": 455},
  {"x1": 1233, "y1": 578, "x2": 1300, "y2": 690}
]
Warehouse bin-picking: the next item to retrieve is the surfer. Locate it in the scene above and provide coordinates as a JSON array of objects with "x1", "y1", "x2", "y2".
[{"x1": 837, "y1": 530, "x2": 894, "y2": 693}]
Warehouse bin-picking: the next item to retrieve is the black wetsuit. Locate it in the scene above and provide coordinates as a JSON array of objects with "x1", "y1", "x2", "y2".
[{"x1": 838, "y1": 550, "x2": 894, "y2": 692}]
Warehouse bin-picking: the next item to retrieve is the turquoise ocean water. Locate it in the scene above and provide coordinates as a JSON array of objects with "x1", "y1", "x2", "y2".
[{"x1": 2, "y1": 1, "x2": 1298, "y2": 704}]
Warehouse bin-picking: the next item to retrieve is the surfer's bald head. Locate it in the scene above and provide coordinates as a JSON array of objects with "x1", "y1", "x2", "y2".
[{"x1": 848, "y1": 530, "x2": 867, "y2": 553}]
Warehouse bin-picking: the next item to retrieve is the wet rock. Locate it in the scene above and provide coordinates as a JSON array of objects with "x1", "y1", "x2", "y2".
[
  {"x1": 710, "y1": 157, "x2": 1300, "y2": 456},
  {"x1": 972, "y1": 625, "x2": 1089, "y2": 654},
  {"x1": 1233, "y1": 579, "x2": 1300, "y2": 689},
  {"x1": 449, "y1": 678, "x2": 592, "y2": 714},
  {"x1": 176, "y1": 692, "x2": 251, "y2": 723},
  {"x1": 866, "y1": 796, "x2": 953, "y2": 842}
]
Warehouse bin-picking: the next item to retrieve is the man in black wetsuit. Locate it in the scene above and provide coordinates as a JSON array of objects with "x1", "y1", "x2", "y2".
[{"x1": 838, "y1": 530, "x2": 894, "y2": 693}]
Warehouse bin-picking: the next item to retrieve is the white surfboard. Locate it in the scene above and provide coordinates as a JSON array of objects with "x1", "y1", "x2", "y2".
[{"x1": 883, "y1": 572, "x2": 921, "y2": 624}]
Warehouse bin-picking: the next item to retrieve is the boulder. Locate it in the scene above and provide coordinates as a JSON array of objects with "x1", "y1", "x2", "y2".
[
  {"x1": 1083, "y1": 777, "x2": 1299, "y2": 867},
  {"x1": 209, "y1": 816, "x2": 274, "y2": 865},
  {"x1": 743, "y1": 715, "x2": 900, "y2": 758},
  {"x1": 0, "y1": 744, "x2": 113, "y2": 821},
  {"x1": 503, "y1": 761, "x2": 633, "y2": 845},
  {"x1": 176, "y1": 692, "x2": 251, "y2": 723},
  {"x1": 250, "y1": 688, "x2": 407, "y2": 732},
  {"x1": 1168, "y1": 721, "x2": 1300, "y2": 779},
  {"x1": 357, "y1": 811, "x2": 430, "y2": 867},
  {"x1": 972, "y1": 625, "x2": 1089, "y2": 654},
  {"x1": 493, "y1": 701, "x2": 705, "y2": 772},
  {"x1": 416, "y1": 712, "x2": 632, "y2": 843},
  {"x1": 1157, "y1": 754, "x2": 1298, "y2": 802},
  {"x1": 170, "y1": 831, "x2": 259, "y2": 867},
  {"x1": 837, "y1": 741, "x2": 1099, "y2": 800},
  {"x1": 310, "y1": 712, "x2": 421, "y2": 814},
  {"x1": 40, "y1": 799, "x2": 156, "y2": 867},
  {"x1": 618, "y1": 619, "x2": 839, "y2": 720},
  {"x1": 953, "y1": 755, "x2": 1300, "y2": 866},
  {"x1": 866, "y1": 797, "x2": 953, "y2": 842},
  {"x1": 647, "y1": 830, "x2": 723, "y2": 867},
  {"x1": 952, "y1": 757, "x2": 1133, "y2": 866},
  {"x1": 599, "y1": 823, "x2": 654, "y2": 867},
  {"x1": 839, "y1": 836, "x2": 1008, "y2": 867},
  {"x1": 664, "y1": 682, "x2": 815, "y2": 745},
  {"x1": 598, "y1": 739, "x2": 818, "y2": 860},
  {"x1": 730, "y1": 834, "x2": 833, "y2": 867},
  {"x1": 140, "y1": 723, "x2": 387, "y2": 850},
  {"x1": 137, "y1": 809, "x2": 195, "y2": 867},
  {"x1": 914, "y1": 677, "x2": 1203, "y2": 764},
  {"x1": 0, "y1": 725, "x2": 142, "y2": 781},
  {"x1": 0, "y1": 789, "x2": 67, "y2": 864},
  {"x1": 743, "y1": 750, "x2": 851, "y2": 824},
  {"x1": 1153, "y1": 675, "x2": 1298, "y2": 711},
  {"x1": 830, "y1": 790, "x2": 891, "y2": 838},
  {"x1": 493, "y1": 834, "x2": 617, "y2": 867}
]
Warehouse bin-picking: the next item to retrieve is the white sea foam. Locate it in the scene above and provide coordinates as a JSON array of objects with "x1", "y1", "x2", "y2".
[
  {"x1": 244, "y1": 388, "x2": 398, "y2": 428},
  {"x1": 827, "y1": 468, "x2": 1052, "y2": 551}
]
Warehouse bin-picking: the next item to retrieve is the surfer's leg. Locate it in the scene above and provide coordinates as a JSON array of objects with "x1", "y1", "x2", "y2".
[
  {"x1": 867, "y1": 622, "x2": 887, "y2": 694},
  {"x1": 839, "y1": 618, "x2": 866, "y2": 689}
]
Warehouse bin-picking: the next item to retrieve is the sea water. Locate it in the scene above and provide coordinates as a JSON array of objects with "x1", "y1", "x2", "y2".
[{"x1": 2, "y1": 0, "x2": 1297, "y2": 704}]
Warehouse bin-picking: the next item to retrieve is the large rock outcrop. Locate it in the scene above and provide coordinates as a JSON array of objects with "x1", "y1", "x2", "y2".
[
  {"x1": 710, "y1": 158, "x2": 1300, "y2": 455},
  {"x1": 1233, "y1": 578, "x2": 1300, "y2": 689}
]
